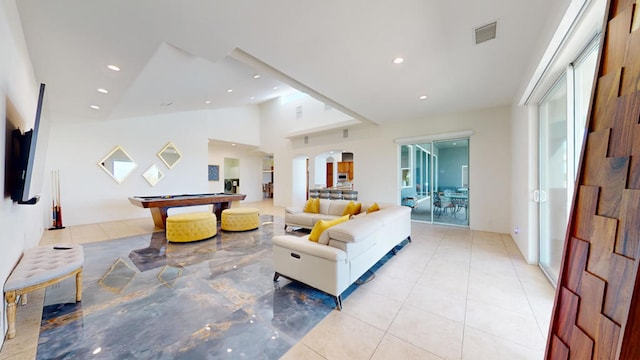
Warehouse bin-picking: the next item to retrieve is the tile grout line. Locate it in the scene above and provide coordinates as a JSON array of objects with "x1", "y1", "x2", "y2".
[
  {"x1": 500, "y1": 233, "x2": 550, "y2": 341},
  {"x1": 366, "y1": 227, "x2": 451, "y2": 360},
  {"x1": 459, "y1": 229, "x2": 475, "y2": 360},
  {"x1": 462, "y1": 232, "x2": 548, "y2": 354}
]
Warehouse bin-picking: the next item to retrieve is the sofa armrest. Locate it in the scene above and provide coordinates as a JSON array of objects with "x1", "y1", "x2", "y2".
[
  {"x1": 272, "y1": 235, "x2": 346, "y2": 262},
  {"x1": 285, "y1": 207, "x2": 303, "y2": 214}
]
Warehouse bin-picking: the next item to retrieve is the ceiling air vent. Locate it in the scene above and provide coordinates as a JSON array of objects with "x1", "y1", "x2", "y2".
[
  {"x1": 296, "y1": 105, "x2": 303, "y2": 119},
  {"x1": 474, "y1": 21, "x2": 497, "y2": 45}
]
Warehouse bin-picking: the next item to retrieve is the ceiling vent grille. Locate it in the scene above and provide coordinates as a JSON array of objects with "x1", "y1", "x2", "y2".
[
  {"x1": 296, "y1": 105, "x2": 303, "y2": 119},
  {"x1": 474, "y1": 21, "x2": 497, "y2": 45}
]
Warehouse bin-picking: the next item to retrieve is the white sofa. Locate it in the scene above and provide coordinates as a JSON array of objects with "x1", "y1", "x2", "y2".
[
  {"x1": 283, "y1": 199, "x2": 354, "y2": 230},
  {"x1": 273, "y1": 200, "x2": 411, "y2": 309}
]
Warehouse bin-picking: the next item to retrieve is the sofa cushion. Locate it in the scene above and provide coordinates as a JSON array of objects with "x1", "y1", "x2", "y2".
[
  {"x1": 318, "y1": 230, "x2": 331, "y2": 245},
  {"x1": 327, "y1": 199, "x2": 351, "y2": 216},
  {"x1": 341, "y1": 201, "x2": 362, "y2": 216},
  {"x1": 303, "y1": 198, "x2": 320, "y2": 213},
  {"x1": 326, "y1": 217, "x2": 382, "y2": 243},
  {"x1": 319, "y1": 199, "x2": 332, "y2": 214},
  {"x1": 309, "y1": 215, "x2": 350, "y2": 242}
]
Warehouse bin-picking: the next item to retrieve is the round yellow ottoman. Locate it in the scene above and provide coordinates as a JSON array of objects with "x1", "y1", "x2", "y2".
[
  {"x1": 166, "y1": 212, "x2": 217, "y2": 242},
  {"x1": 221, "y1": 208, "x2": 260, "y2": 231}
]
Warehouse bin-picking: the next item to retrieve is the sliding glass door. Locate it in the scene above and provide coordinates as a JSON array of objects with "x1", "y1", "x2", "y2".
[
  {"x1": 432, "y1": 139, "x2": 469, "y2": 226},
  {"x1": 538, "y1": 42, "x2": 598, "y2": 285},
  {"x1": 538, "y1": 75, "x2": 568, "y2": 284},
  {"x1": 400, "y1": 138, "x2": 469, "y2": 226}
]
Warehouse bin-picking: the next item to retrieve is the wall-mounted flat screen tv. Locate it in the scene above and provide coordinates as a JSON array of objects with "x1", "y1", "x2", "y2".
[{"x1": 11, "y1": 83, "x2": 49, "y2": 205}]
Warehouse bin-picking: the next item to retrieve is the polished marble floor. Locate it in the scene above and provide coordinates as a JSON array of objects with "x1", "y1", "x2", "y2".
[
  {"x1": 1, "y1": 200, "x2": 556, "y2": 359},
  {"x1": 36, "y1": 215, "x2": 342, "y2": 359}
]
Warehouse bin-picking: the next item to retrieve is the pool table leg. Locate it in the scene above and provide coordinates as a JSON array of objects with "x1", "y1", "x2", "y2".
[{"x1": 150, "y1": 208, "x2": 168, "y2": 229}]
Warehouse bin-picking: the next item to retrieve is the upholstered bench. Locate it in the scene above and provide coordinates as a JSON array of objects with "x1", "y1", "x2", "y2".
[
  {"x1": 221, "y1": 208, "x2": 260, "y2": 231},
  {"x1": 166, "y1": 212, "x2": 217, "y2": 242},
  {"x1": 3, "y1": 244, "x2": 84, "y2": 339}
]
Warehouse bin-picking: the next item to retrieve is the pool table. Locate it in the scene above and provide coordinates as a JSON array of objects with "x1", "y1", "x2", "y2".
[{"x1": 128, "y1": 193, "x2": 247, "y2": 229}]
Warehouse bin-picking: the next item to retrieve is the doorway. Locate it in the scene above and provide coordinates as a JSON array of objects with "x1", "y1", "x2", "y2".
[
  {"x1": 224, "y1": 158, "x2": 240, "y2": 193},
  {"x1": 399, "y1": 138, "x2": 469, "y2": 226}
]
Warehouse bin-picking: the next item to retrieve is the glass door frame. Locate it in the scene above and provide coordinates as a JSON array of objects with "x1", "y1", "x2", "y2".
[
  {"x1": 537, "y1": 38, "x2": 599, "y2": 286},
  {"x1": 399, "y1": 136, "x2": 469, "y2": 227}
]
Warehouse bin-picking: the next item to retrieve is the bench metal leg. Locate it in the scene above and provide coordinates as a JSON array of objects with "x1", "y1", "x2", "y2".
[
  {"x1": 273, "y1": 272, "x2": 280, "y2": 282},
  {"x1": 335, "y1": 295, "x2": 343, "y2": 311}
]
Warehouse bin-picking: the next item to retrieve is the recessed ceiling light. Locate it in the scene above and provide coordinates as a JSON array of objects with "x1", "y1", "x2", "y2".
[
  {"x1": 227, "y1": 89, "x2": 233, "y2": 93},
  {"x1": 205, "y1": 100, "x2": 211, "y2": 104},
  {"x1": 253, "y1": 74, "x2": 261, "y2": 79},
  {"x1": 392, "y1": 57, "x2": 405, "y2": 64},
  {"x1": 231, "y1": 143, "x2": 236, "y2": 146},
  {"x1": 273, "y1": 86, "x2": 278, "y2": 90},
  {"x1": 90, "y1": 105, "x2": 100, "y2": 110},
  {"x1": 419, "y1": 95, "x2": 428, "y2": 100},
  {"x1": 107, "y1": 64, "x2": 120, "y2": 72},
  {"x1": 250, "y1": 96, "x2": 255, "y2": 100},
  {"x1": 97, "y1": 88, "x2": 108, "y2": 94}
]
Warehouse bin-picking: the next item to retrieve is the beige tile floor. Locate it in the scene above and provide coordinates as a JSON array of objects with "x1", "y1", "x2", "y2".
[
  {"x1": 281, "y1": 223, "x2": 556, "y2": 360},
  {"x1": 1, "y1": 200, "x2": 555, "y2": 360}
]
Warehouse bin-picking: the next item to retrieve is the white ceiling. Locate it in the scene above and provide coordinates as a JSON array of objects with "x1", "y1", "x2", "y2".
[{"x1": 16, "y1": 0, "x2": 570, "y2": 125}]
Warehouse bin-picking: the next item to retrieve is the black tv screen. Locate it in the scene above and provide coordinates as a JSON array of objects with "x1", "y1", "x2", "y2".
[{"x1": 11, "y1": 83, "x2": 48, "y2": 204}]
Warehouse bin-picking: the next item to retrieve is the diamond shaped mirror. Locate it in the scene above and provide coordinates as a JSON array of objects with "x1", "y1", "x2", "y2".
[
  {"x1": 158, "y1": 141, "x2": 182, "y2": 169},
  {"x1": 142, "y1": 164, "x2": 164, "y2": 186},
  {"x1": 98, "y1": 146, "x2": 138, "y2": 183}
]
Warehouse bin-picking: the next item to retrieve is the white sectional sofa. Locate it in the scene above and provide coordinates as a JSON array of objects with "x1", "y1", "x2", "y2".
[
  {"x1": 283, "y1": 199, "x2": 355, "y2": 230},
  {"x1": 273, "y1": 199, "x2": 411, "y2": 309}
]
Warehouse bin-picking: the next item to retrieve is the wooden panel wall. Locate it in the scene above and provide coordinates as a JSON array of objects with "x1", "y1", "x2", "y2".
[{"x1": 546, "y1": 0, "x2": 640, "y2": 359}]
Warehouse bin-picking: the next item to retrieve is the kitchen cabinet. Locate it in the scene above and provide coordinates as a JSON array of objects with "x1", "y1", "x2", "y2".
[{"x1": 337, "y1": 161, "x2": 354, "y2": 181}]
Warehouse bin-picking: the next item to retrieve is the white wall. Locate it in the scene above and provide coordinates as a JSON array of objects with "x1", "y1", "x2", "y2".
[
  {"x1": 510, "y1": 104, "x2": 540, "y2": 263},
  {"x1": 207, "y1": 141, "x2": 264, "y2": 202},
  {"x1": 0, "y1": 0, "x2": 46, "y2": 345},
  {"x1": 45, "y1": 107, "x2": 260, "y2": 226},
  {"x1": 277, "y1": 93, "x2": 354, "y2": 134},
  {"x1": 261, "y1": 95, "x2": 513, "y2": 234}
]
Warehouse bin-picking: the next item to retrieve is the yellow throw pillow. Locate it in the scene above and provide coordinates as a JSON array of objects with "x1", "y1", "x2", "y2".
[
  {"x1": 342, "y1": 201, "x2": 362, "y2": 216},
  {"x1": 303, "y1": 198, "x2": 320, "y2": 213},
  {"x1": 367, "y1": 202, "x2": 380, "y2": 214},
  {"x1": 309, "y1": 215, "x2": 350, "y2": 242}
]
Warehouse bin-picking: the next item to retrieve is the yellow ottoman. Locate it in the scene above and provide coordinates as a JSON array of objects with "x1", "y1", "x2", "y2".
[
  {"x1": 221, "y1": 208, "x2": 260, "y2": 231},
  {"x1": 166, "y1": 212, "x2": 217, "y2": 242}
]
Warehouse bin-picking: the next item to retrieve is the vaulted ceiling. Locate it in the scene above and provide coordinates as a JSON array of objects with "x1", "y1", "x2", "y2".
[{"x1": 16, "y1": 0, "x2": 570, "y2": 125}]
